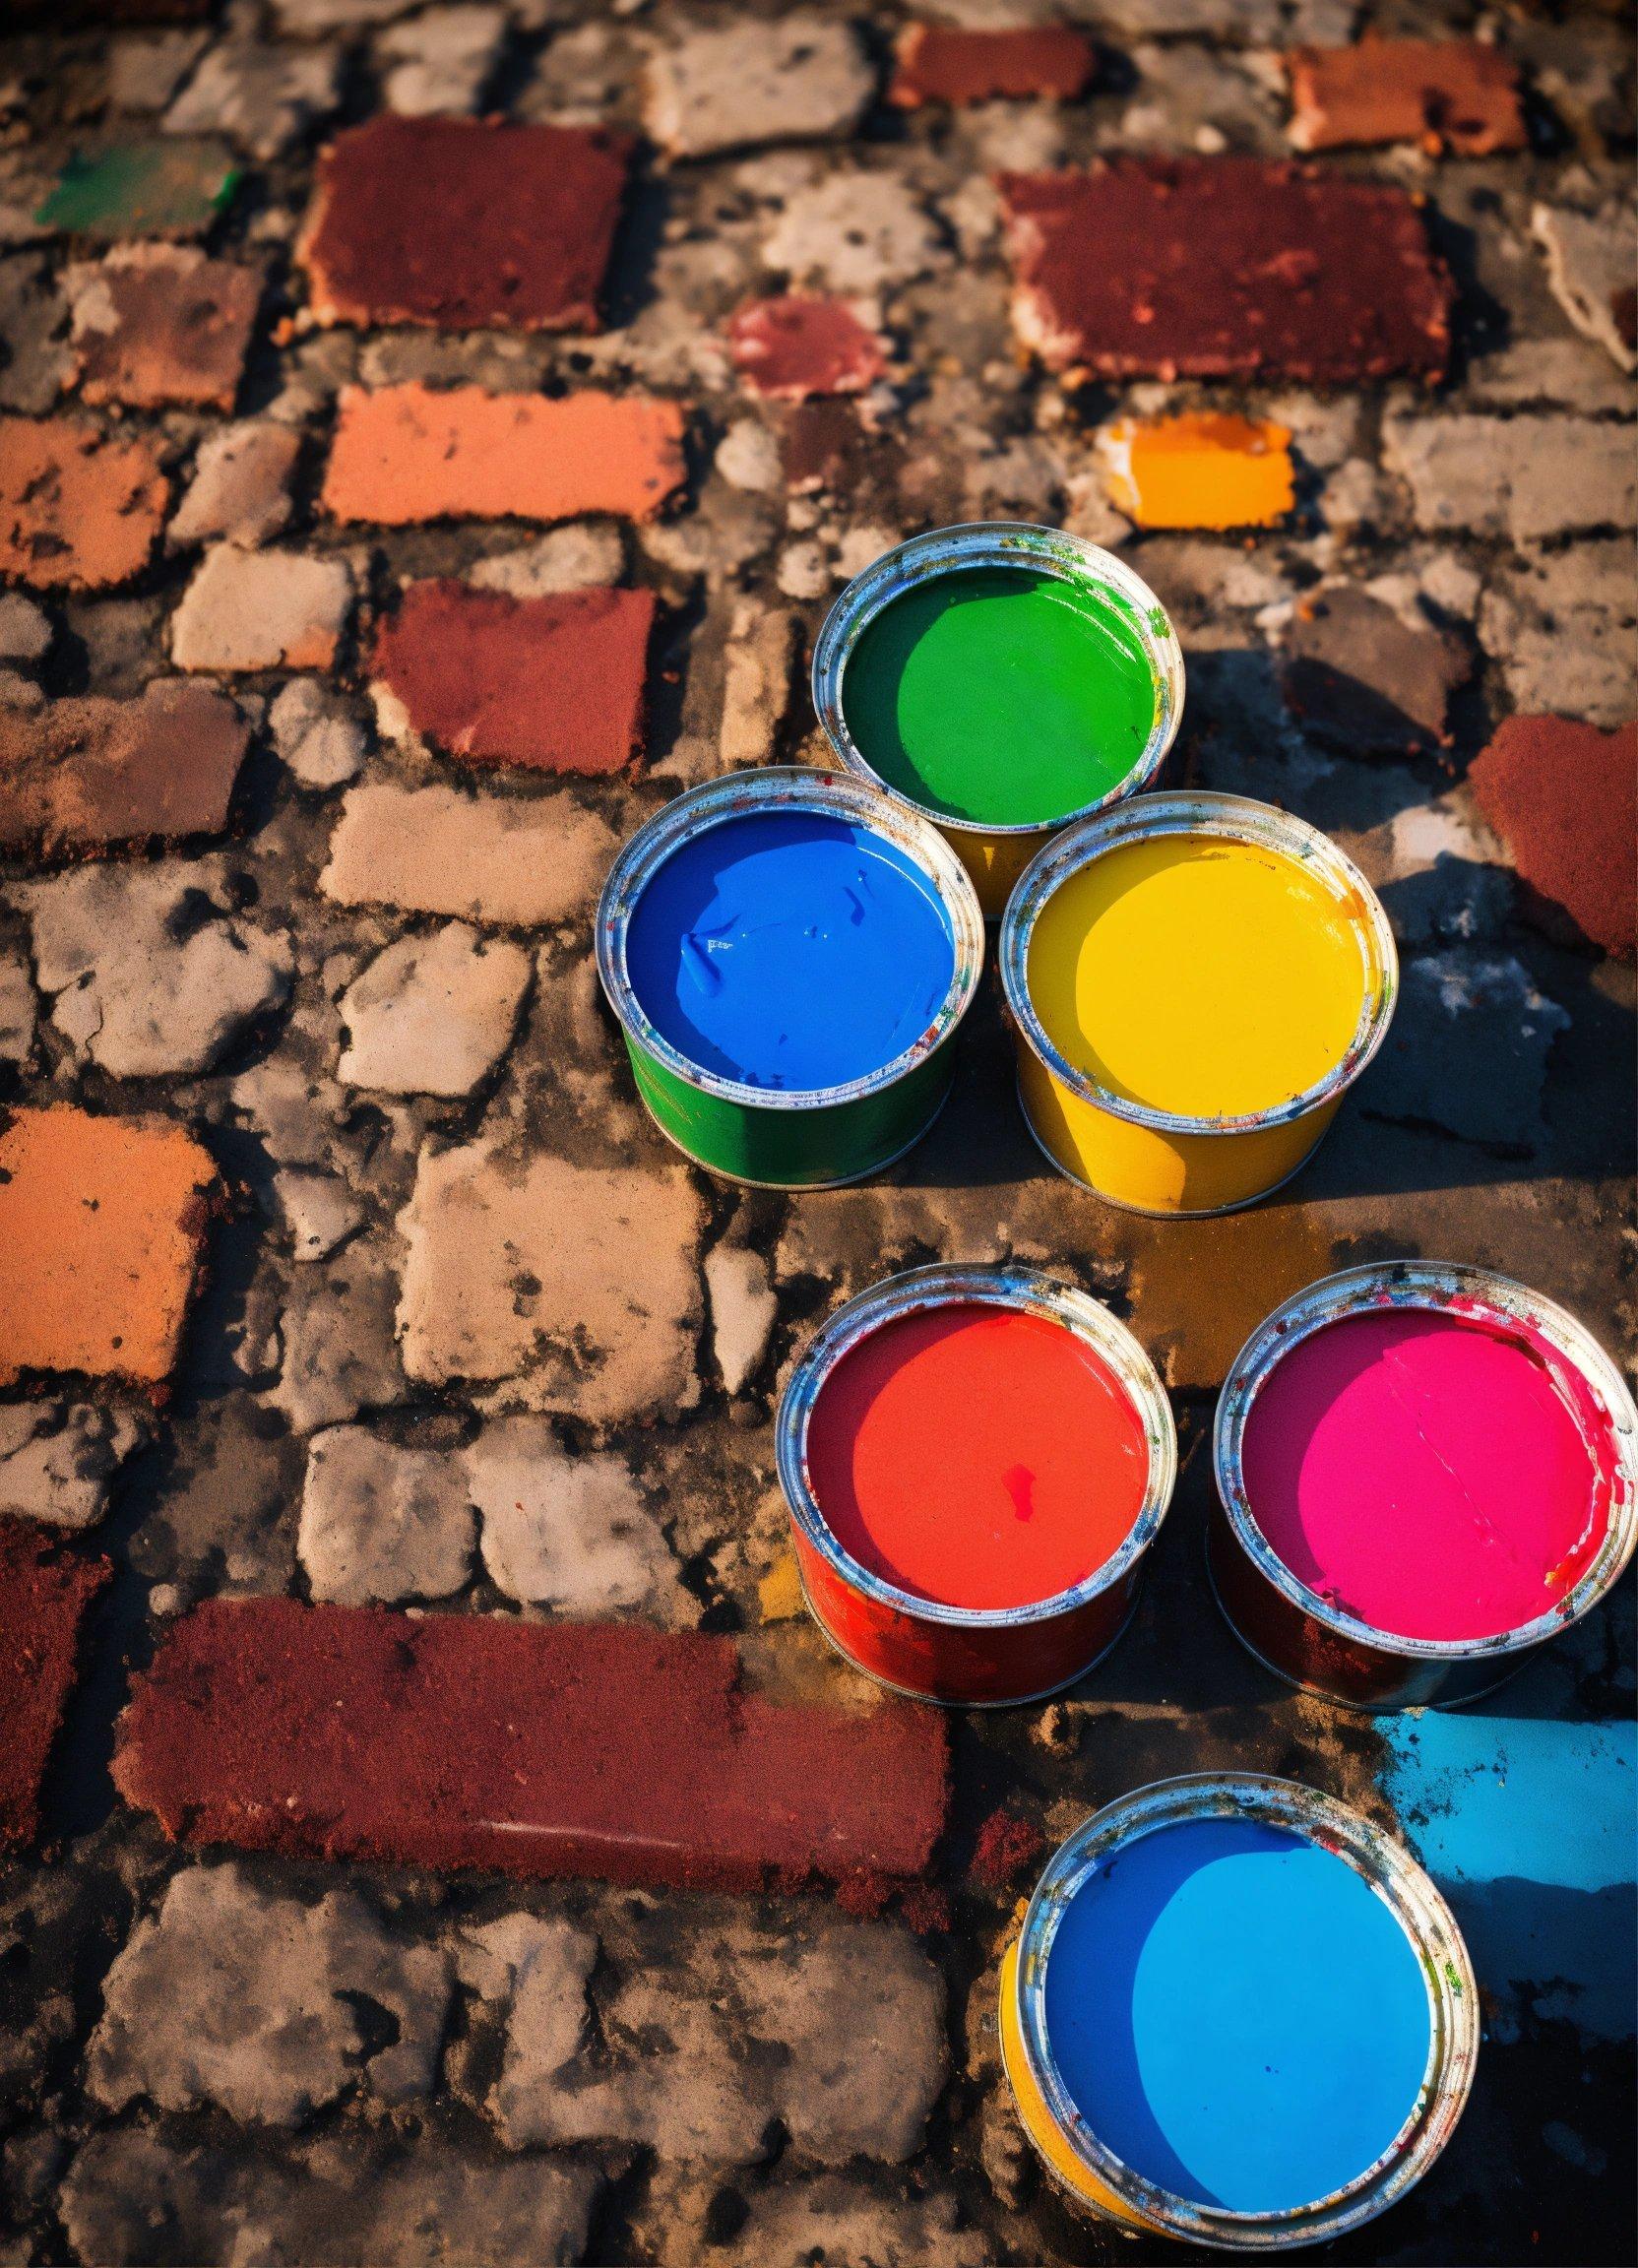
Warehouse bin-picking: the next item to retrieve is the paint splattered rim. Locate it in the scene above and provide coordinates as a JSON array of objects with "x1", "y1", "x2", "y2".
[
  {"x1": 775, "y1": 1263, "x2": 1177, "y2": 1630},
  {"x1": 1000, "y1": 789, "x2": 1399, "y2": 1138},
  {"x1": 1009, "y1": 1774, "x2": 1480, "y2": 2249},
  {"x1": 811, "y1": 522, "x2": 1185, "y2": 838},
  {"x1": 1214, "y1": 1261, "x2": 1638, "y2": 1663},
  {"x1": 596, "y1": 767, "x2": 985, "y2": 1113}
]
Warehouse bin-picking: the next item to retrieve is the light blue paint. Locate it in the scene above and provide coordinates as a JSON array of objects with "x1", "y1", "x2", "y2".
[
  {"x1": 1380, "y1": 1714, "x2": 1636, "y2": 2041},
  {"x1": 1043, "y1": 1818, "x2": 1432, "y2": 2215},
  {"x1": 625, "y1": 811, "x2": 956, "y2": 1092}
]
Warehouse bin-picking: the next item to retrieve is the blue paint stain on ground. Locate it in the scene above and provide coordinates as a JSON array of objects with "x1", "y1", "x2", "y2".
[
  {"x1": 1042, "y1": 1817, "x2": 1431, "y2": 2214},
  {"x1": 1380, "y1": 1714, "x2": 1637, "y2": 2042},
  {"x1": 626, "y1": 810, "x2": 956, "y2": 1091}
]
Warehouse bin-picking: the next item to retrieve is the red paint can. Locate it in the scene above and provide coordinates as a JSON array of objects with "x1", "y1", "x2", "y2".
[{"x1": 776, "y1": 1265, "x2": 1177, "y2": 1705}]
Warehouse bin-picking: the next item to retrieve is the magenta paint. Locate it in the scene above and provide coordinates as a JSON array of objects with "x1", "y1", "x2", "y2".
[{"x1": 1240, "y1": 1304, "x2": 1616, "y2": 1646}]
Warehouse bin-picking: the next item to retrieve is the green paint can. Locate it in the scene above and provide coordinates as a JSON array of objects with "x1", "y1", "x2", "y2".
[
  {"x1": 596, "y1": 769, "x2": 985, "y2": 1188},
  {"x1": 813, "y1": 524, "x2": 1184, "y2": 917}
]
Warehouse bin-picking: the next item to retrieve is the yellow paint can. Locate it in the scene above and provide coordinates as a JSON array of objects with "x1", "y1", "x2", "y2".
[{"x1": 1000, "y1": 792, "x2": 1397, "y2": 1215}]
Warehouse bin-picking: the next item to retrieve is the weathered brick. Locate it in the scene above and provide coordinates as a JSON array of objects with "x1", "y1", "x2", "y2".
[
  {"x1": 1286, "y1": 38, "x2": 1525, "y2": 156},
  {"x1": 727, "y1": 295, "x2": 886, "y2": 401},
  {"x1": 319, "y1": 778, "x2": 616, "y2": 927},
  {"x1": 0, "y1": 1519, "x2": 109, "y2": 1849},
  {"x1": 169, "y1": 419, "x2": 300, "y2": 548},
  {"x1": 323, "y1": 383, "x2": 685, "y2": 527},
  {"x1": 0, "y1": 1106, "x2": 217, "y2": 1391},
  {"x1": 1468, "y1": 715, "x2": 1636, "y2": 959},
  {"x1": 890, "y1": 23, "x2": 1097, "y2": 107},
  {"x1": 467, "y1": 1417, "x2": 682, "y2": 1617},
  {"x1": 1371, "y1": 950, "x2": 1569, "y2": 1147},
  {"x1": 171, "y1": 543, "x2": 353, "y2": 672},
  {"x1": 301, "y1": 115, "x2": 631, "y2": 331},
  {"x1": 644, "y1": 17, "x2": 872, "y2": 158},
  {"x1": 378, "y1": 5, "x2": 507, "y2": 116},
  {"x1": 0, "y1": 679, "x2": 247, "y2": 855},
  {"x1": 1280, "y1": 585, "x2": 1468, "y2": 755},
  {"x1": 1000, "y1": 159, "x2": 1452, "y2": 382},
  {"x1": 371, "y1": 580, "x2": 654, "y2": 777},
  {"x1": 1382, "y1": 412, "x2": 1637, "y2": 542},
  {"x1": 764, "y1": 171, "x2": 941, "y2": 295},
  {"x1": 704, "y1": 1242, "x2": 778, "y2": 1397},
  {"x1": 1479, "y1": 542, "x2": 1636, "y2": 728},
  {"x1": 114, "y1": 1601, "x2": 951, "y2": 1893},
  {"x1": 0, "y1": 1404, "x2": 146, "y2": 1531},
  {"x1": 268, "y1": 678, "x2": 364, "y2": 788},
  {"x1": 397, "y1": 1146, "x2": 702, "y2": 1423},
  {"x1": 298, "y1": 1426, "x2": 474, "y2": 1606},
  {"x1": 162, "y1": 40, "x2": 343, "y2": 160},
  {"x1": 32, "y1": 139, "x2": 240, "y2": 239},
  {"x1": 337, "y1": 922, "x2": 532, "y2": 1097},
  {"x1": 66, "y1": 244, "x2": 262, "y2": 412},
  {"x1": 0, "y1": 416, "x2": 167, "y2": 591},
  {"x1": 1532, "y1": 201, "x2": 1636, "y2": 375}
]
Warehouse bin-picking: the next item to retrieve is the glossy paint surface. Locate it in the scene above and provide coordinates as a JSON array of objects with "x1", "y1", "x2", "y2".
[
  {"x1": 841, "y1": 567, "x2": 1157, "y2": 827},
  {"x1": 806, "y1": 1303, "x2": 1150, "y2": 1611},
  {"x1": 625, "y1": 810, "x2": 955, "y2": 1093},
  {"x1": 1043, "y1": 1817, "x2": 1432, "y2": 2214},
  {"x1": 1242, "y1": 1309, "x2": 1611, "y2": 1643},
  {"x1": 1027, "y1": 833, "x2": 1367, "y2": 1120}
]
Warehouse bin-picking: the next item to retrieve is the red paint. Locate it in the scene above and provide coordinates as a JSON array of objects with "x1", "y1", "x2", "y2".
[
  {"x1": 807, "y1": 1304, "x2": 1150, "y2": 1612},
  {"x1": 113, "y1": 1599, "x2": 948, "y2": 1896},
  {"x1": 727, "y1": 295, "x2": 886, "y2": 402},
  {"x1": 1242, "y1": 1308, "x2": 1615, "y2": 1644}
]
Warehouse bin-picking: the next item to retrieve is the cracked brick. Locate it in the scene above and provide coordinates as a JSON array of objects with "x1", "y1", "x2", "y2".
[
  {"x1": 643, "y1": 17, "x2": 872, "y2": 158},
  {"x1": 337, "y1": 923, "x2": 533, "y2": 1097},
  {"x1": 66, "y1": 244, "x2": 262, "y2": 412},
  {"x1": 171, "y1": 544, "x2": 353, "y2": 672},
  {"x1": 0, "y1": 679, "x2": 247, "y2": 855},
  {"x1": 0, "y1": 416, "x2": 167, "y2": 592}
]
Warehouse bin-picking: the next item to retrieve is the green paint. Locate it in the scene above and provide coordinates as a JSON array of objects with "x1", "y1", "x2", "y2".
[
  {"x1": 35, "y1": 143, "x2": 240, "y2": 240},
  {"x1": 842, "y1": 567, "x2": 1159, "y2": 829}
]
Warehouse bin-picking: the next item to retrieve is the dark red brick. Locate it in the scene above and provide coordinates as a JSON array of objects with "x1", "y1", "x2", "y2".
[
  {"x1": 728, "y1": 295, "x2": 886, "y2": 402},
  {"x1": 0, "y1": 681, "x2": 248, "y2": 856},
  {"x1": 889, "y1": 22, "x2": 1097, "y2": 107},
  {"x1": 114, "y1": 1599, "x2": 951, "y2": 1896},
  {"x1": 301, "y1": 115, "x2": 632, "y2": 334},
  {"x1": 0, "y1": 1520, "x2": 110, "y2": 1852},
  {"x1": 1280, "y1": 586, "x2": 1469, "y2": 756},
  {"x1": 998, "y1": 158, "x2": 1453, "y2": 384},
  {"x1": 371, "y1": 579, "x2": 655, "y2": 777},
  {"x1": 1468, "y1": 715, "x2": 1636, "y2": 960}
]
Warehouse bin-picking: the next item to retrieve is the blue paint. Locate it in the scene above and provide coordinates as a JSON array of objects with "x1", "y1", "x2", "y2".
[
  {"x1": 1043, "y1": 1818, "x2": 1432, "y2": 2214},
  {"x1": 625, "y1": 810, "x2": 956, "y2": 1092},
  {"x1": 1381, "y1": 1713, "x2": 1636, "y2": 2041}
]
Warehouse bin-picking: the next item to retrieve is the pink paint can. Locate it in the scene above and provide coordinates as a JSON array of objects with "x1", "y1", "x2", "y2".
[{"x1": 1211, "y1": 1262, "x2": 1638, "y2": 1709}]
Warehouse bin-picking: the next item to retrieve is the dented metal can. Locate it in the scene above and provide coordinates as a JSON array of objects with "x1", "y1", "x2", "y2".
[
  {"x1": 775, "y1": 1264, "x2": 1177, "y2": 1705},
  {"x1": 811, "y1": 523, "x2": 1184, "y2": 919},
  {"x1": 1210, "y1": 1261, "x2": 1638, "y2": 1710},
  {"x1": 1000, "y1": 1774, "x2": 1480, "y2": 2249}
]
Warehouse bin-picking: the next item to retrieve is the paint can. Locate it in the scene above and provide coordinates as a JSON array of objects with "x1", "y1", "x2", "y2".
[
  {"x1": 597, "y1": 768, "x2": 984, "y2": 1189},
  {"x1": 775, "y1": 1264, "x2": 1176, "y2": 1704},
  {"x1": 1000, "y1": 1774, "x2": 1480, "y2": 2249},
  {"x1": 811, "y1": 523, "x2": 1183, "y2": 918},
  {"x1": 999, "y1": 790, "x2": 1397, "y2": 1215},
  {"x1": 1211, "y1": 1262, "x2": 1638, "y2": 1710}
]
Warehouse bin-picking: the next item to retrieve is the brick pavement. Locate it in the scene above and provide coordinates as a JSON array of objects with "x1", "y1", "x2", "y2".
[{"x1": 0, "y1": 3, "x2": 1632, "y2": 2264}]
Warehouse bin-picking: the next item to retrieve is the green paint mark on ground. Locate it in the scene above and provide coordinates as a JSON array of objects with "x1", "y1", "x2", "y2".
[{"x1": 35, "y1": 141, "x2": 240, "y2": 239}]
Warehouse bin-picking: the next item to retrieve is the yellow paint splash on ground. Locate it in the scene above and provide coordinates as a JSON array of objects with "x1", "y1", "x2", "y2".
[
  {"x1": 758, "y1": 1555, "x2": 805, "y2": 1622},
  {"x1": 1099, "y1": 411, "x2": 1294, "y2": 530}
]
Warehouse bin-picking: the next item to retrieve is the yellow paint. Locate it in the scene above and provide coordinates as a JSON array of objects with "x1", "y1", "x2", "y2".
[
  {"x1": 950, "y1": 824, "x2": 1039, "y2": 919},
  {"x1": 1100, "y1": 412, "x2": 1294, "y2": 531},
  {"x1": 1028, "y1": 835, "x2": 1367, "y2": 1123},
  {"x1": 998, "y1": 1939, "x2": 1158, "y2": 2233},
  {"x1": 758, "y1": 1555, "x2": 805, "y2": 1622}
]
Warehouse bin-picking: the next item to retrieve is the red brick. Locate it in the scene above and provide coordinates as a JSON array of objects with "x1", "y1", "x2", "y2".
[
  {"x1": 0, "y1": 417, "x2": 167, "y2": 592},
  {"x1": 300, "y1": 114, "x2": 631, "y2": 333},
  {"x1": 999, "y1": 158, "x2": 1452, "y2": 385},
  {"x1": 0, "y1": 1520, "x2": 110, "y2": 1852},
  {"x1": 371, "y1": 579, "x2": 654, "y2": 777},
  {"x1": 68, "y1": 245, "x2": 262, "y2": 412},
  {"x1": 1287, "y1": 37, "x2": 1526, "y2": 158},
  {"x1": 727, "y1": 296, "x2": 886, "y2": 402},
  {"x1": 323, "y1": 384, "x2": 685, "y2": 528},
  {"x1": 0, "y1": 1106, "x2": 218, "y2": 1392},
  {"x1": 889, "y1": 22, "x2": 1097, "y2": 107},
  {"x1": 114, "y1": 1599, "x2": 950, "y2": 1896},
  {"x1": 0, "y1": 681, "x2": 248, "y2": 856},
  {"x1": 1468, "y1": 715, "x2": 1637, "y2": 960}
]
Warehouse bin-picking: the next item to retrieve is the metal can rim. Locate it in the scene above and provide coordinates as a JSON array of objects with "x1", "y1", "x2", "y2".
[
  {"x1": 1213, "y1": 1259, "x2": 1638, "y2": 1663},
  {"x1": 998, "y1": 788, "x2": 1399, "y2": 1138},
  {"x1": 1009, "y1": 1772, "x2": 1480, "y2": 2249},
  {"x1": 595, "y1": 766, "x2": 985, "y2": 1113},
  {"x1": 810, "y1": 521, "x2": 1185, "y2": 838},
  {"x1": 775, "y1": 1262, "x2": 1177, "y2": 1630}
]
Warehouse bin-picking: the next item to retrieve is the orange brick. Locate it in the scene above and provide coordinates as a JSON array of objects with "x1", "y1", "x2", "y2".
[
  {"x1": 322, "y1": 383, "x2": 686, "y2": 528},
  {"x1": 1098, "y1": 410, "x2": 1294, "y2": 531},
  {"x1": 0, "y1": 1106, "x2": 218, "y2": 1391},
  {"x1": 0, "y1": 417, "x2": 167, "y2": 592},
  {"x1": 1287, "y1": 38, "x2": 1526, "y2": 158}
]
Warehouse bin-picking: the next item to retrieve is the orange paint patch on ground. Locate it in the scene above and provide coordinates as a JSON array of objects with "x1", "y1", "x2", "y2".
[
  {"x1": 1098, "y1": 410, "x2": 1293, "y2": 531},
  {"x1": 0, "y1": 417, "x2": 167, "y2": 590},
  {"x1": 322, "y1": 383, "x2": 686, "y2": 527},
  {"x1": 0, "y1": 1106, "x2": 218, "y2": 1391},
  {"x1": 1287, "y1": 38, "x2": 1526, "y2": 158}
]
